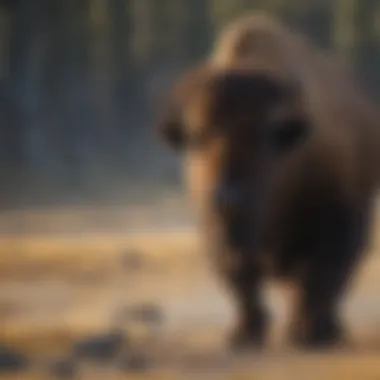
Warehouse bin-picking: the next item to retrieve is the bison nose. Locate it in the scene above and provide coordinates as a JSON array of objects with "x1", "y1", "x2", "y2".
[{"x1": 213, "y1": 184, "x2": 243, "y2": 215}]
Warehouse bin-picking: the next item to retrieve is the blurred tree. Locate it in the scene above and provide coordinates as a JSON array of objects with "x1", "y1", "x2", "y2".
[
  {"x1": 184, "y1": 0, "x2": 212, "y2": 62},
  {"x1": 6, "y1": 0, "x2": 48, "y2": 167},
  {"x1": 355, "y1": 0, "x2": 380, "y2": 97},
  {"x1": 0, "y1": 0, "x2": 379, "y2": 208},
  {"x1": 107, "y1": 0, "x2": 150, "y2": 172},
  {"x1": 0, "y1": 0, "x2": 20, "y2": 10},
  {"x1": 332, "y1": 0, "x2": 357, "y2": 59},
  {"x1": 291, "y1": 0, "x2": 332, "y2": 48},
  {"x1": 144, "y1": 0, "x2": 169, "y2": 66},
  {"x1": 108, "y1": 0, "x2": 135, "y2": 124}
]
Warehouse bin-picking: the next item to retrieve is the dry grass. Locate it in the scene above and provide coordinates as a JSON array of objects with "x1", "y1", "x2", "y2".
[
  {"x1": 0, "y1": 231, "x2": 199, "y2": 281},
  {"x1": 1, "y1": 206, "x2": 380, "y2": 378}
]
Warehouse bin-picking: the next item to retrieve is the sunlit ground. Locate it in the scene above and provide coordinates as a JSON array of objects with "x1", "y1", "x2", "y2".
[{"x1": 1, "y1": 199, "x2": 380, "y2": 379}]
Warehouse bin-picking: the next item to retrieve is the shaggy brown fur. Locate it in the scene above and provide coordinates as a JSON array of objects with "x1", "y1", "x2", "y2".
[{"x1": 156, "y1": 13, "x2": 380, "y2": 350}]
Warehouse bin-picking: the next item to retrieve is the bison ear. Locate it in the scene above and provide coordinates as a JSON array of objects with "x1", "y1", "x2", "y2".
[
  {"x1": 159, "y1": 120, "x2": 185, "y2": 151},
  {"x1": 155, "y1": 61, "x2": 211, "y2": 151},
  {"x1": 157, "y1": 112, "x2": 186, "y2": 151}
]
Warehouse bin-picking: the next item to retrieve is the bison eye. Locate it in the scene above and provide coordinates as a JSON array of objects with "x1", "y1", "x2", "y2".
[{"x1": 269, "y1": 118, "x2": 309, "y2": 153}]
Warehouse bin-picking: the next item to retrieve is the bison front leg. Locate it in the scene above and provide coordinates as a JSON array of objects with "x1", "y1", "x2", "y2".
[
  {"x1": 289, "y1": 266, "x2": 348, "y2": 349},
  {"x1": 218, "y1": 256, "x2": 269, "y2": 351},
  {"x1": 289, "y1": 204, "x2": 369, "y2": 349}
]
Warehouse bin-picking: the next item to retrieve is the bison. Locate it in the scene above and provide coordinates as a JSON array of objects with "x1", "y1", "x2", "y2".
[{"x1": 156, "y1": 13, "x2": 380, "y2": 350}]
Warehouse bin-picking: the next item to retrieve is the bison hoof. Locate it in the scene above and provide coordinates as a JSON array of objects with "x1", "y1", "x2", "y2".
[
  {"x1": 290, "y1": 317, "x2": 345, "y2": 350},
  {"x1": 228, "y1": 324, "x2": 266, "y2": 352}
]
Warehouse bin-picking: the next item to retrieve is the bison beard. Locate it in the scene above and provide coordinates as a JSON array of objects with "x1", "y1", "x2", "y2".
[{"x1": 155, "y1": 13, "x2": 380, "y2": 350}]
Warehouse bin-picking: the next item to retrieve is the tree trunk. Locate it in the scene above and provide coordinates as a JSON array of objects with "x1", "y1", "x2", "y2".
[
  {"x1": 354, "y1": 0, "x2": 380, "y2": 98},
  {"x1": 332, "y1": 0, "x2": 357, "y2": 61},
  {"x1": 108, "y1": 0, "x2": 139, "y2": 126},
  {"x1": 6, "y1": 0, "x2": 48, "y2": 168},
  {"x1": 183, "y1": 0, "x2": 213, "y2": 63}
]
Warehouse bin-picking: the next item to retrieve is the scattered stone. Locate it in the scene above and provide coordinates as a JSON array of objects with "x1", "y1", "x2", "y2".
[
  {"x1": 50, "y1": 358, "x2": 77, "y2": 379},
  {"x1": 73, "y1": 331, "x2": 125, "y2": 362},
  {"x1": 0, "y1": 346, "x2": 28, "y2": 373},
  {"x1": 121, "y1": 249, "x2": 145, "y2": 271},
  {"x1": 118, "y1": 303, "x2": 164, "y2": 326},
  {"x1": 118, "y1": 353, "x2": 150, "y2": 372}
]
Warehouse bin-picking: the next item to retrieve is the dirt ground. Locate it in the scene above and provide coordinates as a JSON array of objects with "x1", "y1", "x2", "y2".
[{"x1": 1, "y1": 203, "x2": 380, "y2": 379}]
